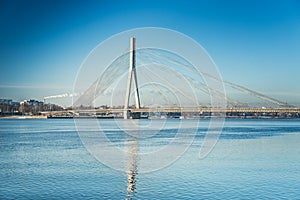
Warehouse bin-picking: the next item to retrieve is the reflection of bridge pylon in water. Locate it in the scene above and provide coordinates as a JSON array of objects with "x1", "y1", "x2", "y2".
[
  {"x1": 126, "y1": 139, "x2": 138, "y2": 199},
  {"x1": 124, "y1": 37, "x2": 141, "y2": 119}
]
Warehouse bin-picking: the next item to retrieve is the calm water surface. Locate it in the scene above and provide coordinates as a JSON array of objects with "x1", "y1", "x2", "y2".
[{"x1": 0, "y1": 118, "x2": 300, "y2": 199}]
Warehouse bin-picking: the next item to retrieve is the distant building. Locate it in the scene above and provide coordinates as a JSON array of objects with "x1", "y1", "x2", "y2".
[
  {"x1": 0, "y1": 98, "x2": 64, "y2": 116},
  {"x1": 20, "y1": 99, "x2": 44, "y2": 106},
  {"x1": 0, "y1": 99, "x2": 12, "y2": 105},
  {"x1": 19, "y1": 99, "x2": 44, "y2": 115},
  {"x1": 0, "y1": 99, "x2": 20, "y2": 115}
]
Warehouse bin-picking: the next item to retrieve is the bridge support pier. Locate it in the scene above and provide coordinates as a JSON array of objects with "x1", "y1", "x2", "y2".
[{"x1": 124, "y1": 110, "x2": 130, "y2": 119}]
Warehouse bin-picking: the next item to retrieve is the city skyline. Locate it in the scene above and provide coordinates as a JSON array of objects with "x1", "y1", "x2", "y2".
[{"x1": 0, "y1": 0, "x2": 299, "y2": 107}]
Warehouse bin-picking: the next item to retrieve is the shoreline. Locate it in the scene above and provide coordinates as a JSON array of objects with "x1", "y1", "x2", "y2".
[
  {"x1": 0, "y1": 115, "x2": 47, "y2": 119},
  {"x1": 0, "y1": 115, "x2": 299, "y2": 119}
]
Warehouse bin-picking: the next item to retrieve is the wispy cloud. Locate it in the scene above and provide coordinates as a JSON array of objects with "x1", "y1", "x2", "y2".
[
  {"x1": 0, "y1": 84, "x2": 72, "y2": 89},
  {"x1": 44, "y1": 93, "x2": 82, "y2": 99}
]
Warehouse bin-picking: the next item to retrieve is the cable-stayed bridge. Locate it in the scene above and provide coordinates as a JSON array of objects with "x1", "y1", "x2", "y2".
[{"x1": 44, "y1": 37, "x2": 299, "y2": 118}]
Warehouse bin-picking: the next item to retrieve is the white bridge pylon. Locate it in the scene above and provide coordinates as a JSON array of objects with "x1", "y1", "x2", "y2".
[{"x1": 124, "y1": 37, "x2": 141, "y2": 119}]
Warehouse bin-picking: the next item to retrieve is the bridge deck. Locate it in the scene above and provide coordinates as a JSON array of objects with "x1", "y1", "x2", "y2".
[{"x1": 42, "y1": 107, "x2": 300, "y2": 115}]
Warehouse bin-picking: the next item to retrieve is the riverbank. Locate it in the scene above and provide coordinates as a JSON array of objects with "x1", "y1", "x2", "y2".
[{"x1": 0, "y1": 115, "x2": 47, "y2": 119}]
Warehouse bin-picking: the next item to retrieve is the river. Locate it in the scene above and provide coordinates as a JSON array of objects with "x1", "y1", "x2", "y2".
[{"x1": 0, "y1": 118, "x2": 300, "y2": 199}]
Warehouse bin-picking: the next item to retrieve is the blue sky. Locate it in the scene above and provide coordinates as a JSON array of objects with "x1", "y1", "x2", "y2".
[{"x1": 0, "y1": 0, "x2": 299, "y2": 106}]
